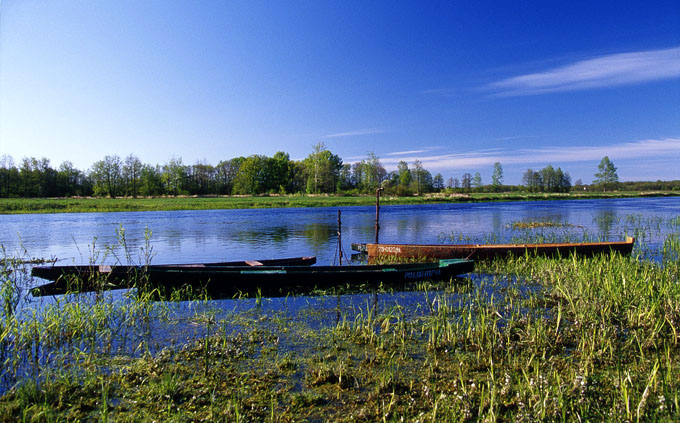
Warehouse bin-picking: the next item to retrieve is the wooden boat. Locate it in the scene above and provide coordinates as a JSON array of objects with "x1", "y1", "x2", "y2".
[
  {"x1": 31, "y1": 257, "x2": 317, "y2": 295},
  {"x1": 31, "y1": 256, "x2": 317, "y2": 282},
  {"x1": 352, "y1": 237, "x2": 635, "y2": 261},
  {"x1": 30, "y1": 259, "x2": 474, "y2": 297}
]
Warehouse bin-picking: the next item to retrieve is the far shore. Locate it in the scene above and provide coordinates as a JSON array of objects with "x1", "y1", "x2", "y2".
[{"x1": 0, "y1": 190, "x2": 677, "y2": 215}]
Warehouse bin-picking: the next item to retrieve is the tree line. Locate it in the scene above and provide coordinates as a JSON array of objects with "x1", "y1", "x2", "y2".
[{"x1": 1, "y1": 148, "x2": 676, "y2": 199}]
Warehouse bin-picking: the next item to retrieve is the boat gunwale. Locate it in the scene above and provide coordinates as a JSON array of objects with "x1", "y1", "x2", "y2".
[
  {"x1": 147, "y1": 259, "x2": 472, "y2": 274},
  {"x1": 31, "y1": 256, "x2": 318, "y2": 280},
  {"x1": 362, "y1": 236, "x2": 635, "y2": 250}
]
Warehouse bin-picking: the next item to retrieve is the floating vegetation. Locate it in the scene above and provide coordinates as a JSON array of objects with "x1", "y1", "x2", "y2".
[
  {"x1": 1, "y1": 216, "x2": 679, "y2": 421},
  {"x1": 509, "y1": 219, "x2": 578, "y2": 229},
  {"x1": 0, "y1": 257, "x2": 56, "y2": 266}
]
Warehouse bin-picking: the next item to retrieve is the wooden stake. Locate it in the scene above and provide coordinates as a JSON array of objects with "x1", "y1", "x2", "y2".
[
  {"x1": 375, "y1": 187, "x2": 383, "y2": 244},
  {"x1": 337, "y1": 209, "x2": 343, "y2": 265}
]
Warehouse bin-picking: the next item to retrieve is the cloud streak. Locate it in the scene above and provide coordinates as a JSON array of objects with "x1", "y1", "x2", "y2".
[
  {"x1": 488, "y1": 46, "x2": 680, "y2": 96},
  {"x1": 420, "y1": 88, "x2": 459, "y2": 97},
  {"x1": 386, "y1": 149, "x2": 430, "y2": 156},
  {"x1": 386, "y1": 147, "x2": 442, "y2": 156},
  {"x1": 321, "y1": 128, "x2": 385, "y2": 139},
  {"x1": 378, "y1": 138, "x2": 680, "y2": 171}
]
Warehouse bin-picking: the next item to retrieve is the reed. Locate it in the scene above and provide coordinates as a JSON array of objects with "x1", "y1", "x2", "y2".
[{"x1": 1, "y1": 215, "x2": 678, "y2": 421}]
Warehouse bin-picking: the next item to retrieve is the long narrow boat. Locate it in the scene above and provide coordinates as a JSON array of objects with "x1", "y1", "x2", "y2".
[
  {"x1": 352, "y1": 237, "x2": 635, "y2": 261},
  {"x1": 31, "y1": 256, "x2": 317, "y2": 282},
  {"x1": 30, "y1": 259, "x2": 474, "y2": 297}
]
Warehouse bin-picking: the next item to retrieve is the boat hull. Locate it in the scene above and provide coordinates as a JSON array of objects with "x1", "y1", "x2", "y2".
[
  {"x1": 354, "y1": 237, "x2": 635, "y2": 261},
  {"x1": 31, "y1": 256, "x2": 317, "y2": 282},
  {"x1": 30, "y1": 259, "x2": 474, "y2": 297}
]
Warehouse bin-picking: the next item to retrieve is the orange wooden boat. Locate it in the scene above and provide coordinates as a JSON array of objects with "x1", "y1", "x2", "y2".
[{"x1": 352, "y1": 237, "x2": 635, "y2": 261}]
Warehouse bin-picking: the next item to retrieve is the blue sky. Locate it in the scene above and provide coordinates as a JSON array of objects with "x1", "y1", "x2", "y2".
[{"x1": 1, "y1": 1, "x2": 679, "y2": 184}]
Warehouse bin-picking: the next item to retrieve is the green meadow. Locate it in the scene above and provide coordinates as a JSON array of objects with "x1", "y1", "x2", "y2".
[{"x1": 1, "y1": 190, "x2": 678, "y2": 214}]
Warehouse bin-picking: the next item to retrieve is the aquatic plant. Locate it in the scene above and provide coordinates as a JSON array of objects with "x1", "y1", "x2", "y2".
[{"x1": 1, "y1": 217, "x2": 679, "y2": 421}]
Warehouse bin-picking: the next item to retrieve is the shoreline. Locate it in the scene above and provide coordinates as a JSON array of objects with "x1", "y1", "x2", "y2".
[{"x1": 0, "y1": 190, "x2": 678, "y2": 215}]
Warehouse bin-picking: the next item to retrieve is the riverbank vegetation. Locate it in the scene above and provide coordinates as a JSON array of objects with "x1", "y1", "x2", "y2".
[
  {"x1": 1, "y1": 190, "x2": 679, "y2": 214},
  {"x1": 1, "y1": 216, "x2": 678, "y2": 421},
  {"x1": 2, "y1": 148, "x2": 679, "y2": 201}
]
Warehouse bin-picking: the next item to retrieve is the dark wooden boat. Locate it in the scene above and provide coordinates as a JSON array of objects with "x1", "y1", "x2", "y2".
[
  {"x1": 30, "y1": 259, "x2": 474, "y2": 297},
  {"x1": 352, "y1": 237, "x2": 635, "y2": 261},
  {"x1": 31, "y1": 256, "x2": 317, "y2": 282}
]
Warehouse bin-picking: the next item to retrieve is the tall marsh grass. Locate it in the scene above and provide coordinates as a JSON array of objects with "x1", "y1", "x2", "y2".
[{"x1": 0, "y1": 215, "x2": 678, "y2": 421}]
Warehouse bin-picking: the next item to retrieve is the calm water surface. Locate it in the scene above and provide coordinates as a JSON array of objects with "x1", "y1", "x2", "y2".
[
  {"x1": 1, "y1": 197, "x2": 679, "y2": 393},
  {"x1": 2, "y1": 197, "x2": 678, "y2": 265}
]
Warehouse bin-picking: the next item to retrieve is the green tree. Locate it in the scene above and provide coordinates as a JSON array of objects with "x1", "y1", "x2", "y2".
[
  {"x1": 56, "y1": 161, "x2": 85, "y2": 197},
  {"x1": 522, "y1": 169, "x2": 542, "y2": 192},
  {"x1": 472, "y1": 172, "x2": 483, "y2": 190},
  {"x1": 491, "y1": 162, "x2": 503, "y2": 190},
  {"x1": 594, "y1": 156, "x2": 618, "y2": 192},
  {"x1": 304, "y1": 143, "x2": 343, "y2": 194},
  {"x1": 162, "y1": 157, "x2": 188, "y2": 195},
  {"x1": 35, "y1": 158, "x2": 57, "y2": 197},
  {"x1": 395, "y1": 161, "x2": 412, "y2": 196},
  {"x1": 123, "y1": 154, "x2": 143, "y2": 198},
  {"x1": 555, "y1": 167, "x2": 572, "y2": 193},
  {"x1": 412, "y1": 160, "x2": 426, "y2": 195},
  {"x1": 461, "y1": 173, "x2": 472, "y2": 192},
  {"x1": 433, "y1": 173, "x2": 444, "y2": 191},
  {"x1": 542, "y1": 165, "x2": 558, "y2": 192},
  {"x1": 358, "y1": 152, "x2": 385, "y2": 193},
  {"x1": 0, "y1": 155, "x2": 21, "y2": 198},
  {"x1": 139, "y1": 164, "x2": 165, "y2": 196},
  {"x1": 216, "y1": 157, "x2": 243, "y2": 195},
  {"x1": 397, "y1": 161, "x2": 412, "y2": 187},
  {"x1": 449, "y1": 177, "x2": 460, "y2": 190},
  {"x1": 90, "y1": 155, "x2": 123, "y2": 198},
  {"x1": 270, "y1": 151, "x2": 292, "y2": 193},
  {"x1": 19, "y1": 158, "x2": 37, "y2": 197},
  {"x1": 338, "y1": 163, "x2": 354, "y2": 192},
  {"x1": 288, "y1": 160, "x2": 307, "y2": 194},
  {"x1": 351, "y1": 162, "x2": 363, "y2": 191},
  {"x1": 233, "y1": 155, "x2": 267, "y2": 194},
  {"x1": 189, "y1": 161, "x2": 216, "y2": 195}
]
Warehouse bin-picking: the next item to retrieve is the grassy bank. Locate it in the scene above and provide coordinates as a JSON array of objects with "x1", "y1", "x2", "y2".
[
  {"x1": 1, "y1": 219, "x2": 679, "y2": 421},
  {"x1": 1, "y1": 190, "x2": 678, "y2": 214}
]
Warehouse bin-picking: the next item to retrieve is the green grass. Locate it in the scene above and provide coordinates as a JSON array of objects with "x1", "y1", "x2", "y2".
[
  {"x1": 1, "y1": 190, "x2": 678, "y2": 214},
  {"x1": 1, "y1": 217, "x2": 679, "y2": 421}
]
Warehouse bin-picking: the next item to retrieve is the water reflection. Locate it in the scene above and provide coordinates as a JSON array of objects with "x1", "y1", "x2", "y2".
[
  {"x1": 595, "y1": 210, "x2": 617, "y2": 237},
  {"x1": 489, "y1": 210, "x2": 500, "y2": 234},
  {"x1": 232, "y1": 226, "x2": 293, "y2": 244},
  {"x1": 0, "y1": 198, "x2": 677, "y2": 265},
  {"x1": 302, "y1": 222, "x2": 337, "y2": 250}
]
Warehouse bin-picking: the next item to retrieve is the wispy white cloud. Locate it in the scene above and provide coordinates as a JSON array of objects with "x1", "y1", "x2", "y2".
[
  {"x1": 496, "y1": 135, "x2": 537, "y2": 141},
  {"x1": 488, "y1": 46, "x2": 680, "y2": 96},
  {"x1": 321, "y1": 128, "x2": 385, "y2": 139},
  {"x1": 376, "y1": 138, "x2": 680, "y2": 171},
  {"x1": 386, "y1": 149, "x2": 430, "y2": 156},
  {"x1": 386, "y1": 146, "x2": 443, "y2": 156},
  {"x1": 512, "y1": 138, "x2": 680, "y2": 163},
  {"x1": 420, "y1": 88, "x2": 459, "y2": 97}
]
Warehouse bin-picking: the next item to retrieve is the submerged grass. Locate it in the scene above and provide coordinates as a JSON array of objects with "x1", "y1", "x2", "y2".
[{"x1": 1, "y1": 216, "x2": 679, "y2": 421}]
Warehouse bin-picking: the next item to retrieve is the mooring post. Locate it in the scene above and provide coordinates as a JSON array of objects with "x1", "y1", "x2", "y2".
[
  {"x1": 375, "y1": 187, "x2": 383, "y2": 244},
  {"x1": 337, "y1": 209, "x2": 343, "y2": 265}
]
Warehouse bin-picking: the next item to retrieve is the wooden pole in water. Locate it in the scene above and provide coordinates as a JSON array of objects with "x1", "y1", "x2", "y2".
[
  {"x1": 337, "y1": 210, "x2": 343, "y2": 265},
  {"x1": 375, "y1": 187, "x2": 383, "y2": 244}
]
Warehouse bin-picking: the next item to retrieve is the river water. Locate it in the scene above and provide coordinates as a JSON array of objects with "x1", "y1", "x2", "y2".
[
  {"x1": 1, "y1": 197, "x2": 679, "y2": 393},
  {"x1": 1, "y1": 197, "x2": 678, "y2": 266}
]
